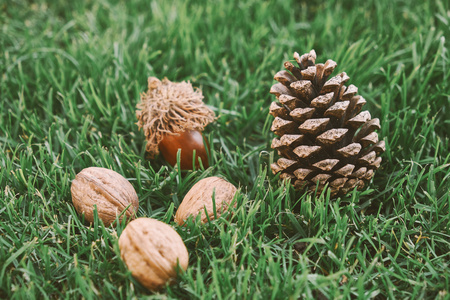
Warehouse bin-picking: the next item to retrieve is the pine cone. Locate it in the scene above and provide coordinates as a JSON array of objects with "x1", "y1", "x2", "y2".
[{"x1": 269, "y1": 50, "x2": 385, "y2": 197}]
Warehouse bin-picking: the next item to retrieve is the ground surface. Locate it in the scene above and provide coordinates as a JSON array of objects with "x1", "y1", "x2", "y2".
[{"x1": 1, "y1": 0, "x2": 449, "y2": 299}]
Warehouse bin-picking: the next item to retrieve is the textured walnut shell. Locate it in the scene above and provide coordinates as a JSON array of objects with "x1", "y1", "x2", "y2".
[
  {"x1": 175, "y1": 176, "x2": 237, "y2": 225},
  {"x1": 119, "y1": 218, "x2": 189, "y2": 291},
  {"x1": 71, "y1": 167, "x2": 139, "y2": 226}
]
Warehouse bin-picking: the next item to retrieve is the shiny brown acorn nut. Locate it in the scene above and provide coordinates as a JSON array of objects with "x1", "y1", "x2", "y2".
[{"x1": 158, "y1": 130, "x2": 209, "y2": 169}]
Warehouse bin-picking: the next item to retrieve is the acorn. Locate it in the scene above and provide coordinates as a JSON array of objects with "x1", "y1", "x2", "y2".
[{"x1": 136, "y1": 77, "x2": 215, "y2": 169}]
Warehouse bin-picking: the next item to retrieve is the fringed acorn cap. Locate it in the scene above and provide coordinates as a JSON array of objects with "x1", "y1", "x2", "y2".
[{"x1": 136, "y1": 77, "x2": 215, "y2": 157}]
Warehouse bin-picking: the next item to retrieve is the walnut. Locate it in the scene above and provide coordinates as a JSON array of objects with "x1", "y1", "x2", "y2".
[
  {"x1": 71, "y1": 167, "x2": 139, "y2": 226},
  {"x1": 174, "y1": 176, "x2": 237, "y2": 225},
  {"x1": 119, "y1": 218, "x2": 189, "y2": 291}
]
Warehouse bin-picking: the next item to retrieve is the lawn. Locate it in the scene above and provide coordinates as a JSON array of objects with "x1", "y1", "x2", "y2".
[{"x1": 1, "y1": 0, "x2": 449, "y2": 299}]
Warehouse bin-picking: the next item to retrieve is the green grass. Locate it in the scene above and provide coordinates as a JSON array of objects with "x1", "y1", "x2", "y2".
[{"x1": 1, "y1": 0, "x2": 449, "y2": 299}]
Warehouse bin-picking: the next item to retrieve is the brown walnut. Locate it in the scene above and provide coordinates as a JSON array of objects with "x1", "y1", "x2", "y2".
[
  {"x1": 175, "y1": 176, "x2": 237, "y2": 225},
  {"x1": 119, "y1": 218, "x2": 189, "y2": 291},
  {"x1": 71, "y1": 167, "x2": 139, "y2": 226}
]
